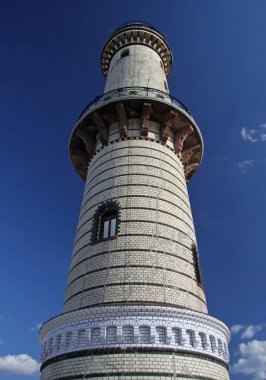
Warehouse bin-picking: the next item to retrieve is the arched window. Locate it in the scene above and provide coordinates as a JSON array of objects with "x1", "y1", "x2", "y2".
[
  {"x1": 100, "y1": 207, "x2": 118, "y2": 239},
  {"x1": 90, "y1": 201, "x2": 120, "y2": 243}
]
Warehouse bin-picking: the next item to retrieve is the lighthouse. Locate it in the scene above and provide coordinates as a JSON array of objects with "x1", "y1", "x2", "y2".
[{"x1": 40, "y1": 22, "x2": 230, "y2": 379}]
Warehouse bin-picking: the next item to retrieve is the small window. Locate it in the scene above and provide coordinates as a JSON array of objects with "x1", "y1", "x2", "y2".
[
  {"x1": 91, "y1": 201, "x2": 120, "y2": 243},
  {"x1": 100, "y1": 208, "x2": 117, "y2": 239},
  {"x1": 160, "y1": 60, "x2": 163, "y2": 69},
  {"x1": 192, "y1": 245, "x2": 203, "y2": 285},
  {"x1": 121, "y1": 49, "x2": 129, "y2": 59},
  {"x1": 164, "y1": 80, "x2": 168, "y2": 91}
]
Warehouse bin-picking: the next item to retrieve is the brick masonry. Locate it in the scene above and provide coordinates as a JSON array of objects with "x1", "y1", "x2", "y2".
[{"x1": 63, "y1": 128, "x2": 207, "y2": 314}]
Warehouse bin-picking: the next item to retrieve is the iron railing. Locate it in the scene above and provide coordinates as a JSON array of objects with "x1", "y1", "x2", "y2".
[{"x1": 78, "y1": 86, "x2": 192, "y2": 120}]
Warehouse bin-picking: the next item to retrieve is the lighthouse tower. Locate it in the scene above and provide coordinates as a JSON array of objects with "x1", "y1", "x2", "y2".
[{"x1": 40, "y1": 22, "x2": 230, "y2": 380}]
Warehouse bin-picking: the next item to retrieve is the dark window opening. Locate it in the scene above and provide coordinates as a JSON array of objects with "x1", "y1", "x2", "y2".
[
  {"x1": 90, "y1": 201, "x2": 120, "y2": 244},
  {"x1": 121, "y1": 49, "x2": 129, "y2": 59},
  {"x1": 192, "y1": 245, "x2": 203, "y2": 285},
  {"x1": 100, "y1": 208, "x2": 118, "y2": 239},
  {"x1": 164, "y1": 80, "x2": 168, "y2": 92}
]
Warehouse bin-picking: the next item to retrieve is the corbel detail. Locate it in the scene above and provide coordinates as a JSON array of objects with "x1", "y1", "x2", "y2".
[
  {"x1": 182, "y1": 144, "x2": 201, "y2": 165},
  {"x1": 173, "y1": 124, "x2": 194, "y2": 153},
  {"x1": 71, "y1": 149, "x2": 88, "y2": 180},
  {"x1": 185, "y1": 163, "x2": 199, "y2": 179},
  {"x1": 160, "y1": 110, "x2": 177, "y2": 143},
  {"x1": 90, "y1": 112, "x2": 108, "y2": 145},
  {"x1": 75, "y1": 128, "x2": 95, "y2": 157},
  {"x1": 141, "y1": 102, "x2": 151, "y2": 137},
  {"x1": 115, "y1": 102, "x2": 128, "y2": 138}
]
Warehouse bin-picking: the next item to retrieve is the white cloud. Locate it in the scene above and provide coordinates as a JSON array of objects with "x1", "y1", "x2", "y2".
[
  {"x1": 236, "y1": 159, "x2": 255, "y2": 173},
  {"x1": 231, "y1": 324, "x2": 264, "y2": 339},
  {"x1": 242, "y1": 325, "x2": 264, "y2": 339},
  {"x1": 231, "y1": 340, "x2": 266, "y2": 380},
  {"x1": 241, "y1": 127, "x2": 259, "y2": 142},
  {"x1": 231, "y1": 324, "x2": 245, "y2": 334},
  {"x1": 241, "y1": 124, "x2": 266, "y2": 142},
  {"x1": 0, "y1": 354, "x2": 39, "y2": 375},
  {"x1": 30, "y1": 322, "x2": 42, "y2": 332}
]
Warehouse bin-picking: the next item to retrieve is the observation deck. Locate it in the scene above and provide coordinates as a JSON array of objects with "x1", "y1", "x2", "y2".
[{"x1": 69, "y1": 86, "x2": 203, "y2": 181}]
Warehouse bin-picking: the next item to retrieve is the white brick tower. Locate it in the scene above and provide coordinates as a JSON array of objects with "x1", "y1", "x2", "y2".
[{"x1": 40, "y1": 22, "x2": 230, "y2": 380}]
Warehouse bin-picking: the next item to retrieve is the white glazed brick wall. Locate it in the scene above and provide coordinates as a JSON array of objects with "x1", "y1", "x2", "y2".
[
  {"x1": 64, "y1": 286, "x2": 206, "y2": 313},
  {"x1": 40, "y1": 305, "x2": 230, "y2": 365},
  {"x1": 63, "y1": 127, "x2": 207, "y2": 314},
  {"x1": 104, "y1": 45, "x2": 168, "y2": 93},
  {"x1": 41, "y1": 353, "x2": 229, "y2": 380},
  {"x1": 67, "y1": 251, "x2": 196, "y2": 285}
]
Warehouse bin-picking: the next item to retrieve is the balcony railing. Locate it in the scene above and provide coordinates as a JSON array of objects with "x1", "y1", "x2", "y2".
[{"x1": 78, "y1": 87, "x2": 192, "y2": 120}]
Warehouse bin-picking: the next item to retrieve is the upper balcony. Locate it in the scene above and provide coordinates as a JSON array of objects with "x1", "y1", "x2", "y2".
[
  {"x1": 70, "y1": 86, "x2": 203, "y2": 182},
  {"x1": 78, "y1": 86, "x2": 193, "y2": 120}
]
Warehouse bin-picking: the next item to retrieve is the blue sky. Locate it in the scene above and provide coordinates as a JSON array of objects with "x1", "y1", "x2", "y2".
[{"x1": 0, "y1": 0, "x2": 266, "y2": 379}]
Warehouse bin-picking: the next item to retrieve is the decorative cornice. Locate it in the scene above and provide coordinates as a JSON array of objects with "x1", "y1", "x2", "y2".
[
  {"x1": 101, "y1": 25, "x2": 172, "y2": 77},
  {"x1": 40, "y1": 305, "x2": 230, "y2": 365}
]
